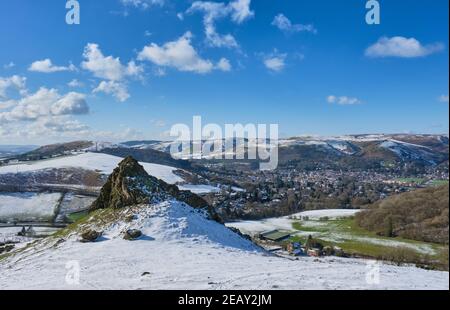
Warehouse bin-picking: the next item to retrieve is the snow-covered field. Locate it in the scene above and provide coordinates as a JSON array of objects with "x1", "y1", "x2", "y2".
[
  {"x1": 226, "y1": 209, "x2": 361, "y2": 236},
  {"x1": 226, "y1": 209, "x2": 440, "y2": 256},
  {"x1": 0, "y1": 227, "x2": 60, "y2": 245},
  {"x1": 178, "y1": 184, "x2": 221, "y2": 194},
  {"x1": 290, "y1": 209, "x2": 361, "y2": 220},
  {"x1": 0, "y1": 152, "x2": 184, "y2": 184},
  {"x1": 0, "y1": 201, "x2": 448, "y2": 290},
  {"x1": 0, "y1": 192, "x2": 61, "y2": 222}
]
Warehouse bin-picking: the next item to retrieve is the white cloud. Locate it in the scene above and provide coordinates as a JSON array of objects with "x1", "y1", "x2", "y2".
[
  {"x1": 263, "y1": 51, "x2": 287, "y2": 72},
  {"x1": 186, "y1": 0, "x2": 254, "y2": 48},
  {"x1": 327, "y1": 95, "x2": 361, "y2": 105},
  {"x1": 50, "y1": 92, "x2": 89, "y2": 115},
  {"x1": 438, "y1": 94, "x2": 449, "y2": 103},
  {"x1": 272, "y1": 14, "x2": 317, "y2": 34},
  {"x1": 93, "y1": 81, "x2": 130, "y2": 102},
  {"x1": 229, "y1": 0, "x2": 254, "y2": 24},
  {"x1": 365, "y1": 36, "x2": 445, "y2": 58},
  {"x1": 81, "y1": 43, "x2": 142, "y2": 102},
  {"x1": 0, "y1": 116, "x2": 91, "y2": 143},
  {"x1": 120, "y1": 0, "x2": 164, "y2": 10},
  {"x1": 217, "y1": 58, "x2": 232, "y2": 71},
  {"x1": 0, "y1": 75, "x2": 27, "y2": 98},
  {"x1": 0, "y1": 88, "x2": 89, "y2": 122},
  {"x1": 68, "y1": 79, "x2": 84, "y2": 88},
  {"x1": 138, "y1": 32, "x2": 218, "y2": 74},
  {"x1": 29, "y1": 59, "x2": 76, "y2": 73},
  {"x1": 81, "y1": 43, "x2": 143, "y2": 81}
]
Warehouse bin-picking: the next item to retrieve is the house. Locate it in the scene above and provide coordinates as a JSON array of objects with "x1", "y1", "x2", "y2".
[
  {"x1": 286, "y1": 242, "x2": 301, "y2": 253},
  {"x1": 307, "y1": 248, "x2": 321, "y2": 257},
  {"x1": 287, "y1": 242, "x2": 306, "y2": 256},
  {"x1": 259, "y1": 230, "x2": 291, "y2": 242}
]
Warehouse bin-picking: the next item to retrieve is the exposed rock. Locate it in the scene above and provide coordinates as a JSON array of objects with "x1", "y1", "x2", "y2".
[
  {"x1": 123, "y1": 229, "x2": 142, "y2": 240},
  {"x1": 80, "y1": 229, "x2": 102, "y2": 242},
  {"x1": 228, "y1": 227, "x2": 252, "y2": 241},
  {"x1": 0, "y1": 244, "x2": 15, "y2": 254},
  {"x1": 90, "y1": 156, "x2": 153, "y2": 210},
  {"x1": 89, "y1": 156, "x2": 221, "y2": 222}
]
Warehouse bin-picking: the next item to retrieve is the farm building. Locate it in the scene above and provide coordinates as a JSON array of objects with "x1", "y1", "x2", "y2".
[{"x1": 258, "y1": 230, "x2": 291, "y2": 242}]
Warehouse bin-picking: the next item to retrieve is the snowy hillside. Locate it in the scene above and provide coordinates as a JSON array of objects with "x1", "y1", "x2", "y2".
[
  {"x1": 112, "y1": 134, "x2": 448, "y2": 165},
  {"x1": 0, "y1": 200, "x2": 448, "y2": 290},
  {"x1": 0, "y1": 152, "x2": 183, "y2": 185},
  {"x1": 0, "y1": 192, "x2": 61, "y2": 222}
]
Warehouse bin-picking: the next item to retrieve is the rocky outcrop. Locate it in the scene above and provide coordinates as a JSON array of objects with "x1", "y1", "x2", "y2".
[
  {"x1": 89, "y1": 156, "x2": 221, "y2": 222},
  {"x1": 90, "y1": 156, "x2": 153, "y2": 210},
  {"x1": 80, "y1": 229, "x2": 102, "y2": 243},
  {"x1": 123, "y1": 229, "x2": 142, "y2": 240}
]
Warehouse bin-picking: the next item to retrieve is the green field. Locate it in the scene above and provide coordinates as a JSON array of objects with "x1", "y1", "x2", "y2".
[
  {"x1": 65, "y1": 211, "x2": 89, "y2": 223},
  {"x1": 429, "y1": 180, "x2": 449, "y2": 186},
  {"x1": 289, "y1": 217, "x2": 448, "y2": 270}
]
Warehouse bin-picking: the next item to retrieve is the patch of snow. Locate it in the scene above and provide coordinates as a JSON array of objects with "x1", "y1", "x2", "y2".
[
  {"x1": 0, "y1": 192, "x2": 61, "y2": 222},
  {"x1": 178, "y1": 184, "x2": 221, "y2": 194},
  {"x1": 0, "y1": 152, "x2": 184, "y2": 184},
  {"x1": 291, "y1": 209, "x2": 360, "y2": 220},
  {"x1": 0, "y1": 201, "x2": 447, "y2": 290}
]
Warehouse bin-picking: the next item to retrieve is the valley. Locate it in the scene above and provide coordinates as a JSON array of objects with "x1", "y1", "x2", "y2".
[{"x1": 0, "y1": 134, "x2": 448, "y2": 289}]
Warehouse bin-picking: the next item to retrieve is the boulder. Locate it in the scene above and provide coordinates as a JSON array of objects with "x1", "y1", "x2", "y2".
[
  {"x1": 123, "y1": 229, "x2": 142, "y2": 240},
  {"x1": 80, "y1": 229, "x2": 102, "y2": 242}
]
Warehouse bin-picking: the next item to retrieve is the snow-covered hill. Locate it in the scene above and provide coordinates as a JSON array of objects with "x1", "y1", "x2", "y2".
[
  {"x1": 114, "y1": 134, "x2": 448, "y2": 165},
  {"x1": 0, "y1": 152, "x2": 183, "y2": 185},
  {"x1": 0, "y1": 199, "x2": 448, "y2": 290}
]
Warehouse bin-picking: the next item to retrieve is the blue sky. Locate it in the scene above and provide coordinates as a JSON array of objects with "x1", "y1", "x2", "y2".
[{"x1": 0, "y1": 0, "x2": 448, "y2": 144}]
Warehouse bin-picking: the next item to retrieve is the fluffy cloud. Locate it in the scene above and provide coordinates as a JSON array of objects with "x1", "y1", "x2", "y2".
[
  {"x1": 0, "y1": 88, "x2": 88, "y2": 122},
  {"x1": 68, "y1": 79, "x2": 83, "y2": 88},
  {"x1": 327, "y1": 95, "x2": 361, "y2": 105},
  {"x1": 0, "y1": 115, "x2": 147, "y2": 145},
  {"x1": 93, "y1": 81, "x2": 130, "y2": 102},
  {"x1": 138, "y1": 32, "x2": 230, "y2": 74},
  {"x1": 229, "y1": 0, "x2": 254, "y2": 24},
  {"x1": 365, "y1": 37, "x2": 445, "y2": 58},
  {"x1": 263, "y1": 51, "x2": 287, "y2": 72},
  {"x1": 272, "y1": 14, "x2": 317, "y2": 34},
  {"x1": 29, "y1": 59, "x2": 76, "y2": 73},
  {"x1": 50, "y1": 92, "x2": 89, "y2": 115},
  {"x1": 81, "y1": 43, "x2": 143, "y2": 102},
  {"x1": 81, "y1": 43, "x2": 143, "y2": 81},
  {"x1": 186, "y1": 0, "x2": 254, "y2": 48},
  {"x1": 217, "y1": 58, "x2": 232, "y2": 71},
  {"x1": 0, "y1": 116, "x2": 90, "y2": 143},
  {"x1": 0, "y1": 75, "x2": 27, "y2": 98}
]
